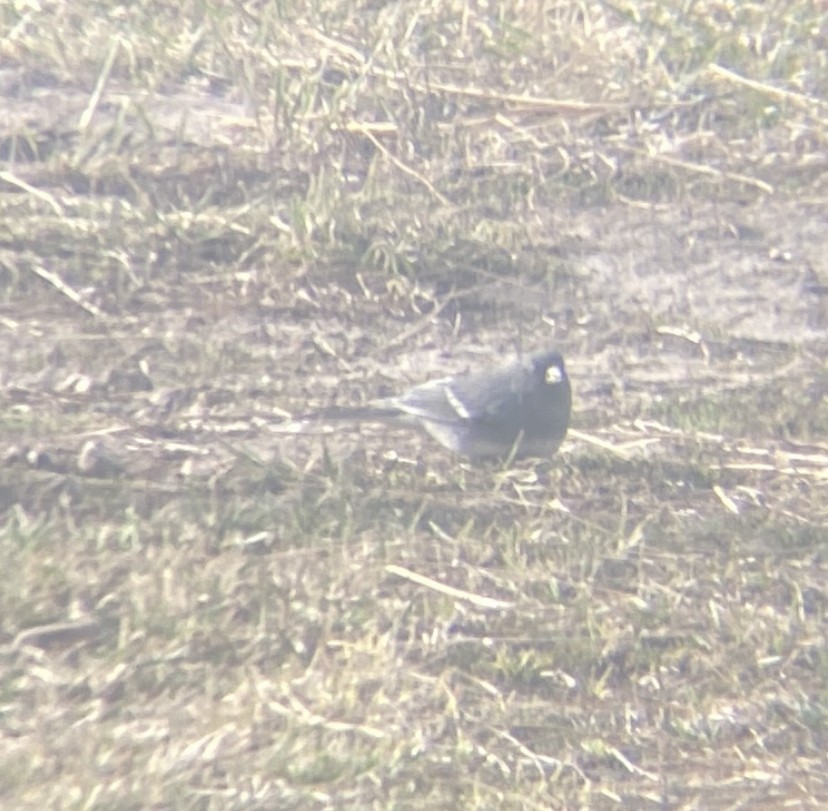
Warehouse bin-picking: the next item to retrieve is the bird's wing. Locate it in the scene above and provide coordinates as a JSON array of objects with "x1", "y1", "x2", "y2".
[
  {"x1": 392, "y1": 363, "x2": 526, "y2": 425},
  {"x1": 442, "y1": 364, "x2": 527, "y2": 422},
  {"x1": 388, "y1": 377, "x2": 475, "y2": 424}
]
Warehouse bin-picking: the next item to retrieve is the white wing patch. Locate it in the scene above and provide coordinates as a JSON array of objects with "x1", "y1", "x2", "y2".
[{"x1": 444, "y1": 385, "x2": 472, "y2": 420}]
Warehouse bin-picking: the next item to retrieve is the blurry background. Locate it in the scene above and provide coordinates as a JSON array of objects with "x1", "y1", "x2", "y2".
[{"x1": 1, "y1": 1, "x2": 826, "y2": 808}]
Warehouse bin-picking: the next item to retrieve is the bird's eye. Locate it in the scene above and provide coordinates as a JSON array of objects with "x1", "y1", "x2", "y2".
[{"x1": 544, "y1": 364, "x2": 563, "y2": 385}]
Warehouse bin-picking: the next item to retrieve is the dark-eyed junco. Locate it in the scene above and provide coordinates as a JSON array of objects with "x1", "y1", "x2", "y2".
[{"x1": 303, "y1": 348, "x2": 571, "y2": 460}]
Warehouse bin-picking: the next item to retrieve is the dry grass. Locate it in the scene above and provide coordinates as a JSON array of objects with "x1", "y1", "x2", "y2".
[{"x1": 1, "y1": 0, "x2": 827, "y2": 809}]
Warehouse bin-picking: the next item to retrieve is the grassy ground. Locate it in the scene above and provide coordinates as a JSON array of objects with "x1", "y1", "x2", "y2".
[{"x1": 1, "y1": 0, "x2": 827, "y2": 808}]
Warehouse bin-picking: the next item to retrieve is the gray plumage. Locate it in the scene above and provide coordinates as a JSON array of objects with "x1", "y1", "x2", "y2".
[{"x1": 305, "y1": 349, "x2": 571, "y2": 461}]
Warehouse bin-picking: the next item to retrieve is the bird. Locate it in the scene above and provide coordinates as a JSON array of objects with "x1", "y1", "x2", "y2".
[{"x1": 300, "y1": 348, "x2": 571, "y2": 461}]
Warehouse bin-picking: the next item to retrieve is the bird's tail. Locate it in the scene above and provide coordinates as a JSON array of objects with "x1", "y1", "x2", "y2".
[{"x1": 295, "y1": 402, "x2": 403, "y2": 423}]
